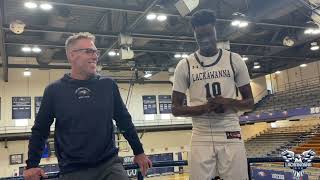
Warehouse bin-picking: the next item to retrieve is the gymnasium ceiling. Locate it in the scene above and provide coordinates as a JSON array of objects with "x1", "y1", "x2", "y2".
[{"x1": 1, "y1": 0, "x2": 320, "y2": 81}]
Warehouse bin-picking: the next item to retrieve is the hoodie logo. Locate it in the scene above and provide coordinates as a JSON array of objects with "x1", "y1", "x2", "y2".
[{"x1": 75, "y1": 87, "x2": 92, "y2": 99}]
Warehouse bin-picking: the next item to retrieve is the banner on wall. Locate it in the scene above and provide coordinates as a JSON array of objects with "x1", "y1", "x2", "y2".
[
  {"x1": 158, "y1": 95, "x2": 172, "y2": 114},
  {"x1": 34, "y1": 96, "x2": 42, "y2": 118},
  {"x1": 12, "y1": 97, "x2": 31, "y2": 119},
  {"x1": 142, "y1": 95, "x2": 157, "y2": 114}
]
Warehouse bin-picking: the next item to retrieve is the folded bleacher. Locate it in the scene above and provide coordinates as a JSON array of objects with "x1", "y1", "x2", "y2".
[{"x1": 254, "y1": 78, "x2": 320, "y2": 113}]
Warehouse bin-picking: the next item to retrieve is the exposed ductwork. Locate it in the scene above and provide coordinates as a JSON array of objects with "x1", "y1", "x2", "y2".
[
  {"x1": 309, "y1": 0, "x2": 320, "y2": 24},
  {"x1": 248, "y1": 0, "x2": 303, "y2": 20},
  {"x1": 40, "y1": 7, "x2": 72, "y2": 65},
  {"x1": 45, "y1": 7, "x2": 72, "y2": 42},
  {"x1": 36, "y1": 48, "x2": 60, "y2": 65}
]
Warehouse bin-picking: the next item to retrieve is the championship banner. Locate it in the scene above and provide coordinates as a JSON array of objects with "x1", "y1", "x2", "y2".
[
  {"x1": 158, "y1": 95, "x2": 172, "y2": 114},
  {"x1": 12, "y1": 97, "x2": 31, "y2": 119},
  {"x1": 142, "y1": 95, "x2": 157, "y2": 114}
]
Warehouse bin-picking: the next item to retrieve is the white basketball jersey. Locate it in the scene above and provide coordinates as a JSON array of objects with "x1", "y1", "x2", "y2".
[
  {"x1": 186, "y1": 49, "x2": 241, "y2": 137},
  {"x1": 187, "y1": 49, "x2": 237, "y2": 106}
]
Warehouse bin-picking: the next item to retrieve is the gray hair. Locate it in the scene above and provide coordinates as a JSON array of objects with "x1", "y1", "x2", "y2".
[{"x1": 65, "y1": 32, "x2": 95, "y2": 54}]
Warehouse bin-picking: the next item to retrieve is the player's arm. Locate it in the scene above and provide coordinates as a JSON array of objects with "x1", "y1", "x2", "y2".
[
  {"x1": 171, "y1": 59, "x2": 216, "y2": 117},
  {"x1": 212, "y1": 84, "x2": 254, "y2": 111},
  {"x1": 210, "y1": 53, "x2": 254, "y2": 111},
  {"x1": 236, "y1": 84, "x2": 254, "y2": 110},
  {"x1": 232, "y1": 52, "x2": 254, "y2": 111},
  {"x1": 172, "y1": 91, "x2": 214, "y2": 116}
]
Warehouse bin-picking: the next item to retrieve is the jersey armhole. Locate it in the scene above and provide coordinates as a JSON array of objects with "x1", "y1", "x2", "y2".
[
  {"x1": 229, "y1": 52, "x2": 239, "y2": 97},
  {"x1": 186, "y1": 58, "x2": 191, "y2": 88}
]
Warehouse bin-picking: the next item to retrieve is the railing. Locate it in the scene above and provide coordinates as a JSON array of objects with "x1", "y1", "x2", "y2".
[
  {"x1": 2, "y1": 157, "x2": 320, "y2": 180},
  {"x1": 0, "y1": 126, "x2": 55, "y2": 135},
  {"x1": 133, "y1": 118, "x2": 192, "y2": 127},
  {"x1": 0, "y1": 118, "x2": 192, "y2": 135},
  {"x1": 0, "y1": 160, "x2": 188, "y2": 180}
]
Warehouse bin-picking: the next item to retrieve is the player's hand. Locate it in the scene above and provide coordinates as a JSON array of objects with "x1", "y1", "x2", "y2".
[
  {"x1": 23, "y1": 168, "x2": 47, "y2": 180},
  {"x1": 202, "y1": 98, "x2": 221, "y2": 114},
  {"x1": 208, "y1": 96, "x2": 235, "y2": 113},
  {"x1": 134, "y1": 153, "x2": 152, "y2": 176},
  {"x1": 209, "y1": 96, "x2": 235, "y2": 106}
]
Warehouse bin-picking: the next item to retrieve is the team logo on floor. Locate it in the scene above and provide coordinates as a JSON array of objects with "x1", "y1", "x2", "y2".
[{"x1": 281, "y1": 149, "x2": 316, "y2": 179}]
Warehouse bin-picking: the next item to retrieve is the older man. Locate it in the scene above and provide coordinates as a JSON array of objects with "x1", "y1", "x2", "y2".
[{"x1": 24, "y1": 32, "x2": 152, "y2": 180}]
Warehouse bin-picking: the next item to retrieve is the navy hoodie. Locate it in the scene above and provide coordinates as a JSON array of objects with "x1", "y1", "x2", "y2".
[{"x1": 26, "y1": 74, "x2": 144, "y2": 174}]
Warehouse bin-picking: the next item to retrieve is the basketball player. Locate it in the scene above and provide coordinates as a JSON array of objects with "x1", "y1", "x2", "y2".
[{"x1": 172, "y1": 10, "x2": 254, "y2": 180}]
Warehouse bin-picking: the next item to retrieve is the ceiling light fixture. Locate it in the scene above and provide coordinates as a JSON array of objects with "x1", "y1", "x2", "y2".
[
  {"x1": 144, "y1": 71, "x2": 152, "y2": 78},
  {"x1": 22, "y1": 46, "x2": 32, "y2": 52},
  {"x1": 300, "y1": 64, "x2": 307, "y2": 67},
  {"x1": 181, "y1": 54, "x2": 188, "y2": 58},
  {"x1": 146, "y1": 13, "x2": 167, "y2": 22},
  {"x1": 23, "y1": 68, "x2": 31, "y2": 77},
  {"x1": 253, "y1": 62, "x2": 261, "y2": 69},
  {"x1": 108, "y1": 51, "x2": 116, "y2": 56},
  {"x1": 24, "y1": 2, "x2": 37, "y2": 9},
  {"x1": 156, "y1": 15, "x2": 167, "y2": 21},
  {"x1": 174, "y1": 54, "x2": 182, "y2": 58},
  {"x1": 32, "y1": 47, "x2": 41, "y2": 53},
  {"x1": 310, "y1": 42, "x2": 319, "y2": 51},
  {"x1": 242, "y1": 56, "x2": 248, "y2": 61},
  {"x1": 40, "y1": 3, "x2": 53, "y2": 10},
  {"x1": 238, "y1": 21, "x2": 249, "y2": 28},
  {"x1": 231, "y1": 12, "x2": 249, "y2": 28},
  {"x1": 146, "y1": 13, "x2": 157, "y2": 20},
  {"x1": 304, "y1": 21, "x2": 320, "y2": 35}
]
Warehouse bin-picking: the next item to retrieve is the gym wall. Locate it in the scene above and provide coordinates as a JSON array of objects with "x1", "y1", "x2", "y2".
[
  {"x1": 269, "y1": 61, "x2": 320, "y2": 92},
  {"x1": 0, "y1": 58, "x2": 267, "y2": 127}
]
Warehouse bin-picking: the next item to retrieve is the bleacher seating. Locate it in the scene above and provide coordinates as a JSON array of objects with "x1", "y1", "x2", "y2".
[
  {"x1": 245, "y1": 124, "x2": 318, "y2": 157},
  {"x1": 254, "y1": 77, "x2": 320, "y2": 113},
  {"x1": 292, "y1": 127, "x2": 320, "y2": 154}
]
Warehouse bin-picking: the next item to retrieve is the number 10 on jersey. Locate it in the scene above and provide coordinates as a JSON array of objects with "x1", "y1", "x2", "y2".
[{"x1": 205, "y1": 82, "x2": 221, "y2": 98}]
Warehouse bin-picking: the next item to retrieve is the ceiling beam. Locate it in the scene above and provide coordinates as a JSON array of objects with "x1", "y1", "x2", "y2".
[
  {"x1": 6, "y1": 42, "x2": 312, "y2": 60},
  {"x1": 3, "y1": 27, "x2": 288, "y2": 48},
  {"x1": 45, "y1": 1, "x2": 307, "y2": 29},
  {"x1": 3, "y1": 26, "x2": 118, "y2": 38},
  {"x1": 4, "y1": 64, "x2": 167, "y2": 71},
  {"x1": 0, "y1": 0, "x2": 7, "y2": 82},
  {"x1": 49, "y1": 1, "x2": 144, "y2": 14},
  {"x1": 5, "y1": 40, "x2": 285, "y2": 48}
]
